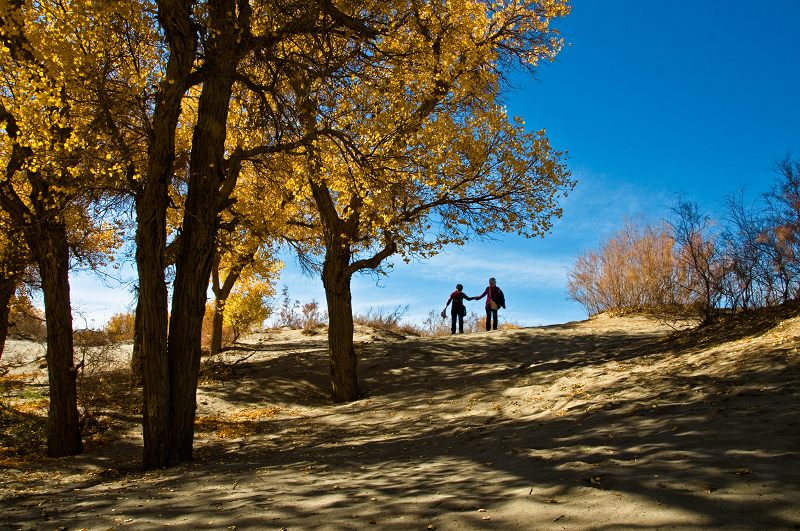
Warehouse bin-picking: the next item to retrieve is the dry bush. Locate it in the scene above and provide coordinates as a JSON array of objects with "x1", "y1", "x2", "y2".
[
  {"x1": 353, "y1": 306, "x2": 418, "y2": 336},
  {"x1": 418, "y1": 309, "x2": 455, "y2": 336},
  {"x1": 74, "y1": 332, "x2": 140, "y2": 434},
  {"x1": 301, "y1": 300, "x2": 327, "y2": 335},
  {"x1": 274, "y1": 285, "x2": 303, "y2": 328},
  {"x1": 464, "y1": 311, "x2": 487, "y2": 333},
  {"x1": 415, "y1": 308, "x2": 504, "y2": 335},
  {"x1": 104, "y1": 312, "x2": 135, "y2": 342},
  {"x1": 466, "y1": 310, "x2": 521, "y2": 332},
  {"x1": 670, "y1": 199, "x2": 725, "y2": 323},
  {"x1": 568, "y1": 220, "x2": 688, "y2": 316}
]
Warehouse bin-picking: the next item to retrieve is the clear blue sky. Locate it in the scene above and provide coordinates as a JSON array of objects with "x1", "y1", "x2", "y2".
[{"x1": 70, "y1": 1, "x2": 800, "y2": 328}]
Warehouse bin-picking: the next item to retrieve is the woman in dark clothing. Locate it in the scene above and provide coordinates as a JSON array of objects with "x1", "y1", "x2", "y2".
[
  {"x1": 473, "y1": 277, "x2": 505, "y2": 331},
  {"x1": 443, "y1": 284, "x2": 471, "y2": 334}
]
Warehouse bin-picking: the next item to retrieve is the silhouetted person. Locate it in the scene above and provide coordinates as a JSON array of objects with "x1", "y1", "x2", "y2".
[
  {"x1": 473, "y1": 277, "x2": 505, "y2": 331},
  {"x1": 443, "y1": 283, "x2": 471, "y2": 334}
]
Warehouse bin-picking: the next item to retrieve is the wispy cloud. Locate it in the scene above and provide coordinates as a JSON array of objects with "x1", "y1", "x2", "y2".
[
  {"x1": 68, "y1": 271, "x2": 136, "y2": 326},
  {"x1": 411, "y1": 249, "x2": 570, "y2": 293}
]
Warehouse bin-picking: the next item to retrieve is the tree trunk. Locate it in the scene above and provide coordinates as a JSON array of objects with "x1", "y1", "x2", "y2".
[
  {"x1": 167, "y1": 67, "x2": 235, "y2": 463},
  {"x1": 135, "y1": 0, "x2": 197, "y2": 470},
  {"x1": 210, "y1": 298, "x2": 225, "y2": 356},
  {"x1": 136, "y1": 190, "x2": 171, "y2": 468},
  {"x1": 209, "y1": 256, "x2": 244, "y2": 356},
  {"x1": 31, "y1": 223, "x2": 82, "y2": 457},
  {"x1": 130, "y1": 295, "x2": 143, "y2": 386},
  {"x1": 0, "y1": 277, "x2": 15, "y2": 362},
  {"x1": 322, "y1": 248, "x2": 359, "y2": 402}
]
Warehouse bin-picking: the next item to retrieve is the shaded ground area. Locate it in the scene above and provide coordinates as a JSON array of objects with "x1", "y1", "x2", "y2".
[{"x1": 1, "y1": 311, "x2": 799, "y2": 530}]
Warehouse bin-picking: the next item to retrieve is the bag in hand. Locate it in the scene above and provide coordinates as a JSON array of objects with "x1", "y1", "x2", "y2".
[
  {"x1": 440, "y1": 309, "x2": 447, "y2": 319},
  {"x1": 489, "y1": 301, "x2": 498, "y2": 310}
]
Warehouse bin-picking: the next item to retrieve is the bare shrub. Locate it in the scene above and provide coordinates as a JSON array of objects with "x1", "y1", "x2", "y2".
[
  {"x1": 464, "y1": 310, "x2": 487, "y2": 333},
  {"x1": 417, "y1": 309, "x2": 451, "y2": 336},
  {"x1": 274, "y1": 285, "x2": 303, "y2": 328},
  {"x1": 353, "y1": 306, "x2": 416, "y2": 335},
  {"x1": 301, "y1": 300, "x2": 327, "y2": 335},
  {"x1": 568, "y1": 220, "x2": 685, "y2": 316},
  {"x1": 74, "y1": 332, "x2": 139, "y2": 441},
  {"x1": 670, "y1": 198, "x2": 724, "y2": 323},
  {"x1": 761, "y1": 157, "x2": 800, "y2": 302},
  {"x1": 570, "y1": 158, "x2": 800, "y2": 323}
]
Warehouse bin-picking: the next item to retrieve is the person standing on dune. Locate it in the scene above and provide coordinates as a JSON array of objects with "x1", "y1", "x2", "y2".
[
  {"x1": 473, "y1": 277, "x2": 505, "y2": 331},
  {"x1": 442, "y1": 284, "x2": 472, "y2": 334}
]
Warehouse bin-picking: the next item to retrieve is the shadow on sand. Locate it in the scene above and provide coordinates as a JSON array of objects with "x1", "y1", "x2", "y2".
[{"x1": 2, "y1": 314, "x2": 799, "y2": 530}]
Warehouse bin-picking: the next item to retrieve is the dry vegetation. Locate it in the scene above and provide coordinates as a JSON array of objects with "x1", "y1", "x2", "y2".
[{"x1": 569, "y1": 160, "x2": 800, "y2": 323}]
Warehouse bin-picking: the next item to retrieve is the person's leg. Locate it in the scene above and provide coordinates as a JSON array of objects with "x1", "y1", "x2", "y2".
[
  {"x1": 491, "y1": 309, "x2": 498, "y2": 330},
  {"x1": 451, "y1": 312, "x2": 457, "y2": 334},
  {"x1": 458, "y1": 314, "x2": 464, "y2": 333},
  {"x1": 485, "y1": 307, "x2": 491, "y2": 331}
]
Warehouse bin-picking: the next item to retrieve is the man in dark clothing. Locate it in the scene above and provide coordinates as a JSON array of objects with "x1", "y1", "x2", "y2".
[{"x1": 443, "y1": 284, "x2": 471, "y2": 334}]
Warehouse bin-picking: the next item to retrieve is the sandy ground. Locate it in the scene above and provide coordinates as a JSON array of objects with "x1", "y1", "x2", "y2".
[{"x1": 1, "y1": 310, "x2": 799, "y2": 530}]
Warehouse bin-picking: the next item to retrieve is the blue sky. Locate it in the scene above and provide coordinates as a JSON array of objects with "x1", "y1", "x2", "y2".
[{"x1": 69, "y1": 1, "x2": 800, "y2": 328}]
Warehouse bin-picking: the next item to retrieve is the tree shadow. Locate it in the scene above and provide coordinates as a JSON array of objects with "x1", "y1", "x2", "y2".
[{"x1": 1, "y1": 316, "x2": 798, "y2": 529}]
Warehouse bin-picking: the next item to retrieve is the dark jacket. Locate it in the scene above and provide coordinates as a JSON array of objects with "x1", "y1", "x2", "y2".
[{"x1": 476, "y1": 286, "x2": 505, "y2": 309}]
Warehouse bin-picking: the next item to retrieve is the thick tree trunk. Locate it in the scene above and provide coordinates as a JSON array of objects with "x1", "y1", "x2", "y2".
[
  {"x1": 32, "y1": 223, "x2": 82, "y2": 457},
  {"x1": 322, "y1": 249, "x2": 359, "y2": 402},
  {"x1": 167, "y1": 69, "x2": 234, "y2": 462},
  {"x1": 136, "y1": 0, "x2": 197, "y2": 469},
  {"x1": 136, "y1": 191, "x2": 170, "y2": 468},
  {"x1": 0, "y1": 277, "x2": 15, "y2": 362}
]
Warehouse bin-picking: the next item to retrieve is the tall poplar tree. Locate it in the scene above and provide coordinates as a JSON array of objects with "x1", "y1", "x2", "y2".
[
  {"x1": 249, "y1": 0, "x2": 573, "y2": 401},
  {"x1": 0, "y1": 0, "x2": 129, "y2": 456}
]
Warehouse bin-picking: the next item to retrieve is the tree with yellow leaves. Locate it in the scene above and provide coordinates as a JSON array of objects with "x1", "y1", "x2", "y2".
[
  {"x1": 209, "y1": 189, "x2": 282, "y2": 354},
  {"x1": 249, "y1": 0, "x2": 573, "y2": 401},
  {"x1": 127, "y1": 0, "x2": 393, "y2": 468},
  {"x1": 0, "y1": 0, "x2": 129, "y2": 456}
]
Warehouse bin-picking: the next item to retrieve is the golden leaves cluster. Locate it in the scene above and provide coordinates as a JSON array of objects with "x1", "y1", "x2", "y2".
[
  {"x1": 2, "y1": 0, "x2": 573, "y2": 283},
  {"x1": 237, "y1": 0, "x2": 574, "y2": 264},
  {"x1": 0, "y1": 0, "x2": 164, "y2": 263}
]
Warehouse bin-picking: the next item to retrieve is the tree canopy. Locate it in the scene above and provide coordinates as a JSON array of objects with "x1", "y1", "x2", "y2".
[{"x1": 1, "y1": 0, "x2": 573, "y2": 464}]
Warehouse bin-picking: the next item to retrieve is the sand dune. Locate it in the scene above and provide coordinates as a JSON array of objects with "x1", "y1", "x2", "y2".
[{"x1": 1, "y1": 310, "x2": 799, "y2": 529}]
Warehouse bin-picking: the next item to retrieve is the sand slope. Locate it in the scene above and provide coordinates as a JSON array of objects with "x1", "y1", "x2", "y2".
[{"x1": 1, "y1": 311, "x2": 799, "y2": 530}]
